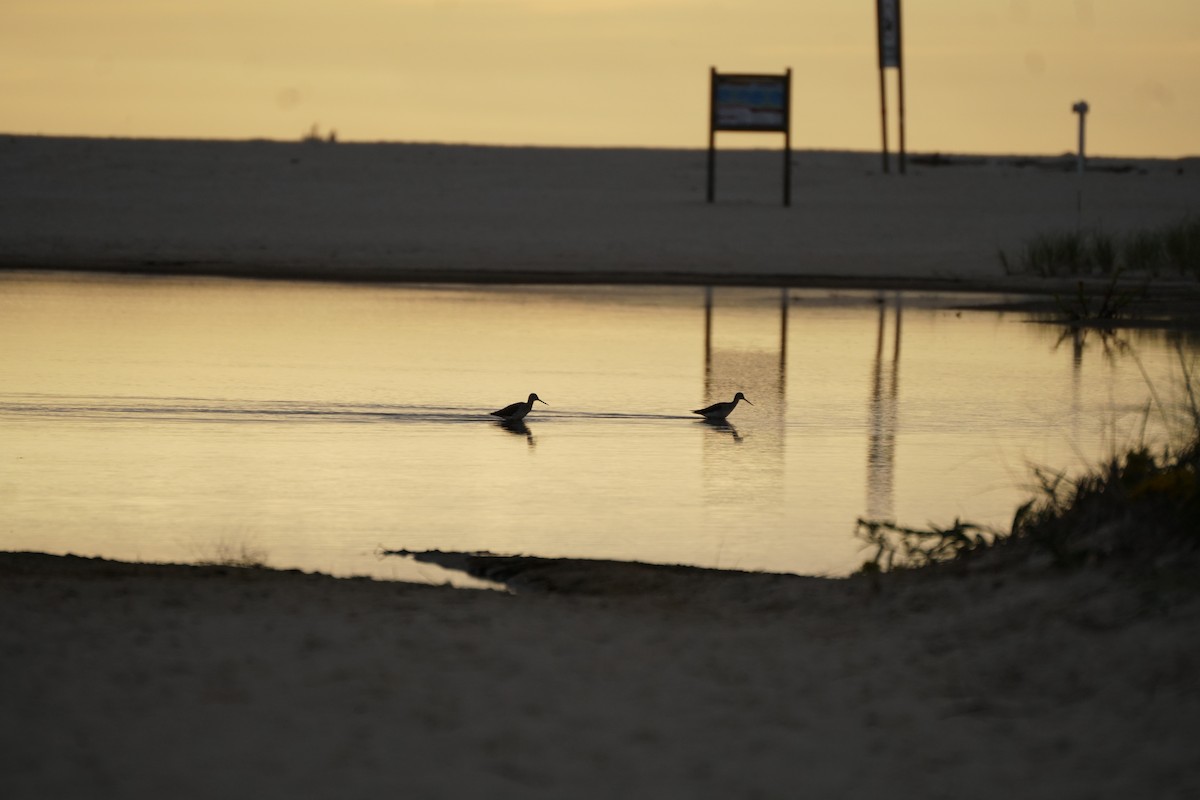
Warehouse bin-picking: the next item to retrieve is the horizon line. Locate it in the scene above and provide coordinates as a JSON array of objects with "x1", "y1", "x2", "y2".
[{"x1": 2, "y1": 130, "x2": 1196, "y2": 163}]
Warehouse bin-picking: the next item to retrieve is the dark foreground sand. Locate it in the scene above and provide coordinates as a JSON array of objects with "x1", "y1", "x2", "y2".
[{"x1": 3, "y1": 550, "x2": 1197, "y2": 799}]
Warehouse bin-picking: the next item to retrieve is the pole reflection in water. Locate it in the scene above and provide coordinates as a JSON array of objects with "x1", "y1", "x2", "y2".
[
  {"x1": 779, "y1": 287, "x2": 789, "y2": 379},
  {"x1": 866, "y1": 294, "x2": 902, "y2": 520},
  {"x1": 1056, "y1": 325, "x2": 1107, "y2": 452},
  {"x1": 700, "y1": 287, "x2": 788, "y2": 519},
  {"x1": 1055, "y1": 324, "x2": 1140, "y2": 454},
  {"x1": 1070, "y1": 328, "x2": 1084, "y2": 448}
]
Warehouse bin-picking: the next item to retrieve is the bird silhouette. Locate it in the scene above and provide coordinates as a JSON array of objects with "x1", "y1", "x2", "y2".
[
  {"x1": 490, "y1": 393, "x2": 547, "y2": 421},
  {"x1": 692, "y1": 392, "x2": 751, "y2": 421}
]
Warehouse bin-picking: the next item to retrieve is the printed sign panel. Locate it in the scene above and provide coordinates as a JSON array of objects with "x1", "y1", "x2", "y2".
[
  {"x1": 712, "y1": 74, "x2": 789, "y2": 132},
  {"x1": 878, "y1": 0, "x2": 901, "y2": 68}
]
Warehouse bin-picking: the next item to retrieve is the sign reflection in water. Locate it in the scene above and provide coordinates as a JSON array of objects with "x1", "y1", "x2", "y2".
[
  {"x1": 699, "y1": 286, "x2": 788, "y2": 541},
  {"x1": 0, "y1": 274, "x2": 1193, "y2": 584}
]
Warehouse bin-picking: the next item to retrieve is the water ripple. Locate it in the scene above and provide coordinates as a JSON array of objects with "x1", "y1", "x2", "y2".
[{"x1": 0, "y1": 394, "x2": 687, "y2": 425}]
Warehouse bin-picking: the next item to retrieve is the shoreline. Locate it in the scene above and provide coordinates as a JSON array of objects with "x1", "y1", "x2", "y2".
[
  {"x1": 4, "y1": 259, "x2": 1194, "y2": 293},
  {"x1": 7, "y1": 264, "x2": 1200, "y2": 331}
]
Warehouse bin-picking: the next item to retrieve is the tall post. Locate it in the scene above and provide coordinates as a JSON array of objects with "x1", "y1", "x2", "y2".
[
  {"x1": 876, "y1": 0, "x2": 904, "y2": 175},
  {"x1": 1072, "y1": 100, "x2": 1089, "y2": 174},
  {"x1": 878, "y1": 0, "x2": 888, "y2": 173},
  {"x1": 707, "y1": 67, "x2": 717, "y2": 203},
  {"x1": 896, "y1": 2, "x2": 907, "y2": 174},
  {"x1": 783, "y1": 68, "x2": 792, "y2": 206}
]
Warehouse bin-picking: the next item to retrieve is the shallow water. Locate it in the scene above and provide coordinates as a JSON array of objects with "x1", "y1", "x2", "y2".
[{"x1": 1, "y1": 272, "x2": 1194, "y2": 584}]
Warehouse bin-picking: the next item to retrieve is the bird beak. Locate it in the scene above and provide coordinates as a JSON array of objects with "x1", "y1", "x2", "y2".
[
  {"x1": 744, "y1": 399, "x2": 753, "y2": 405},
  {"x1": 537, "y1": 398, "x2": 548, "y2": 405}
]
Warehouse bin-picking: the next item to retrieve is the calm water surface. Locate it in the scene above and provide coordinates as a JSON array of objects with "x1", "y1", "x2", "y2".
[{"x1": 1, "y1": 273, "x2": 1194, "y2": 584}]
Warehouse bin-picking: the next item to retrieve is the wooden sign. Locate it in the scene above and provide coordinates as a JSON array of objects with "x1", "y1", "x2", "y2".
[{"x1": 707, "y1": 68, "x2": 792, "y2": 206}]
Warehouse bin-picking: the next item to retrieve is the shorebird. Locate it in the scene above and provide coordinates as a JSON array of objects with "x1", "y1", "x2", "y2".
[
  {"x1": 490, "y1": 393, "x2": 547, "y2": 421},
  {"x1": 692, "y1": 392, "x2": 751, "y2": 421}
]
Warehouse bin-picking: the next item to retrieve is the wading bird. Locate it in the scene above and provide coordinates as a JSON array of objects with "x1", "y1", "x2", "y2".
[
  {"x1": 692, "y1": 392, "x2": 751, "y2": 421},
  {"x1": 491, "y1": 393, "x2": 547, "y2": 421}
]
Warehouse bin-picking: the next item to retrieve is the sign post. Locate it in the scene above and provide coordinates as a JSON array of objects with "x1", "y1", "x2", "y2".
[
  {"x1": 707, "y1": 68, "x2": 792, "y2": 206},
  {"x1": 1072, "y1": 100, "x2": 1089, "y2": 174},
  {"x1": 876, "y1": 0, "x2": 906, "y2": 174}
]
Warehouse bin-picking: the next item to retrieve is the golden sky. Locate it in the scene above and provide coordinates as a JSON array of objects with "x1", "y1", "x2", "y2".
[{"x1": 1, "y1": 1, "x2": 1196, "y2": 157}]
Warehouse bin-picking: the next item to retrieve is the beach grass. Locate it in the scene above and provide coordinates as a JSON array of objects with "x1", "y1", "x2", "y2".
[
  {"x1": 1163, "y1": 215, "x2": 1200, "y2": 275},
  {"x1": 999, "y1": 215, "x2": 1200, "y2": 279},
  {"x1": 193, "y1": 537, "x2": 270, "y2": 569}
]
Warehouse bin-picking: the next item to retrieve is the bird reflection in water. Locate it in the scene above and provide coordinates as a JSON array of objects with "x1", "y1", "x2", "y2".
[
  {"x1": 698, "y1": 417, "x2": 742, "y2": 442},
  {"x1": 497, "y1": 418, "x2": 536, "y2": 447}
]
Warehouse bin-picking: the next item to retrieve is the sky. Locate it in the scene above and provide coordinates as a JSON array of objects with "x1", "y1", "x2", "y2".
[{"x1": 1, "y1": 1, "x2": 1197, "y2": 157}]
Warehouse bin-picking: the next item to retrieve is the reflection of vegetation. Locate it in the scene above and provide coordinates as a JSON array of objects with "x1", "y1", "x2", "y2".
[
  {"x1": 1046, "y1": 308, "x2": 1200, "y2": 368},
  {"x1": 858, "y1": 351, "x2": 1200, "y2": 575},
  {"x1": 1050, "y1": 322, "x2": 1149, "y2": 376},
  {"x1": 1049, "y1": 274, "x2": 1145, "y2": 324},
  {"x1": 999, "y1": 216, "x2": 1200, "y2": 278}
]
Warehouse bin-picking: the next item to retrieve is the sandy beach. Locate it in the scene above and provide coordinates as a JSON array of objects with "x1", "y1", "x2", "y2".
[
  {"x1": 3, "y1": 550, "x2": 1198, "y2": 799},
  {"x1": 3, "y1": 135, "x2": 1199, "y2": 797},
  {"x1": 1, "y1": 134, "x2": 1198, "y2": 292}
]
